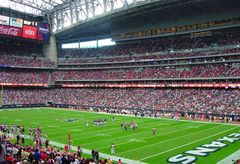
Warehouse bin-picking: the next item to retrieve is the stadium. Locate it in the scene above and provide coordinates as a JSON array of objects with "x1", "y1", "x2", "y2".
[{"x1": 0, "y1": 0, "x2": 240, "y2": 163}]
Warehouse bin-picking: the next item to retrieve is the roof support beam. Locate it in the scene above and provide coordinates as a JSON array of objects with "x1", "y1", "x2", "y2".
[{"x1": 8, "y1": 0, "x2": 52, "y2": 12}]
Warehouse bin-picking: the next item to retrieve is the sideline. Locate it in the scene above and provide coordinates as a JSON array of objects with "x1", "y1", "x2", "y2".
[
  {"x1": 97, "y1": 111, "x2": 240, "y2": 127},
  {"x1": 23, "y1": 135, "x2": 146, "y2": 164},
  {"x1": 50, "y1": 107, "x2": 240, "y2": 127},
  {"x1": 217, "y1": 149, "x2": 240, "y2": 164}
]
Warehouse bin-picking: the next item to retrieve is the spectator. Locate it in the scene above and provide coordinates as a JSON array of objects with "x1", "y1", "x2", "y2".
[
  {"x1": 0, "y1": 140, "x2": 6, "y2": 163},
  {"x1": 33, "y1": 149, "x2": 41, "y2": 164}
]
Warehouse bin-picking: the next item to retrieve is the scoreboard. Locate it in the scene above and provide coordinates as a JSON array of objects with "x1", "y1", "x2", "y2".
[{"x1": 0, "y1": 15, "x2": 50, "y2": 42}]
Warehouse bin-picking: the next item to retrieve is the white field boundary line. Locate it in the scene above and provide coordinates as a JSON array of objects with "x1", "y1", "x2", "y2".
[
  {"x1": 4, "y1": 107, "x2": 240, "y2": 127},
  {"x1": 138, "y1": 126, "x2": 239, "y2": 161},
  {"x1": 116, "y1": 124, "x2": 221, "y2": 156},
  {"x1": 97, "y1": 112, "x2": 240, "y2": 127},
  {"x1": 22, "y1": 135, "x2": 146, "y2": 164},
  {"x1": 49, "y1": 108, "x2": 240, "y2": 127},
  {"x1": 95, "y1": 123, "x2": 207, "y2": 150},
  {"x1": 217, "y1": 149, "x2": 240, "y2": 164}
]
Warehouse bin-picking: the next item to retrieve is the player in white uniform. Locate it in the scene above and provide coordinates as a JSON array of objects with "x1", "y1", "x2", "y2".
[{"x1": 111, "y1": 143, "x2": 115, "y2": 154}]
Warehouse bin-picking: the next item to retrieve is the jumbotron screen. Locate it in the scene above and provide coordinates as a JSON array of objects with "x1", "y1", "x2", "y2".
[{"x1": 0, "y1": 15, "x2": 50, "y2": 42}]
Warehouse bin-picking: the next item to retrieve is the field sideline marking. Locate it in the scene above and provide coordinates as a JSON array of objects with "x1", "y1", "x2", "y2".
[
  {"x1": 47, "y1": 108, "x2": 240, "y2": 127},
  {"x1": 22, "y1": 135, "x2": 146, "y2": 164},
  {"x1": 138, "y1": 126, "x2": 239, "y2": 161},
  {"x1": 97, "y1": 111, "x2": 240, "y2": 127},
  {"x1": 217, "y1": 149, "x2": 240, "y2": 164}
]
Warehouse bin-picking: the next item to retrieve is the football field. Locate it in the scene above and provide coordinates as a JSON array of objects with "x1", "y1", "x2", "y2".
[{"x1": 0, "y1": 108, "x2": 239, "y2": 164}]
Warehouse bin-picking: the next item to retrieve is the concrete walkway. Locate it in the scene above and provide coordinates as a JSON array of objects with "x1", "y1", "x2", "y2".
[{"x1": 217, "y1": 149, "x2": 240, "y2": 164}]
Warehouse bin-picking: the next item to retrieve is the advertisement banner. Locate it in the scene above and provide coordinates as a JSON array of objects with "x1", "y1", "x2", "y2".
[
  {"x1": 61, "y1": 83, "x2": 240, "y2": 89},
  {"x1": 10, "y1": 17, "x2": 23, "y2": 28},
  {"x1": 37, "y1": 23, "x2": 50, "y2": 41},
  {"x1": 0, "y1": 15, "x2": 9, "y2": 25},
  {"x1": 0, "y1": 25, "x2": 23, "y2": 37},
  {"x1": 23, "y1": 25, "x2": 37, "y2": 39}
]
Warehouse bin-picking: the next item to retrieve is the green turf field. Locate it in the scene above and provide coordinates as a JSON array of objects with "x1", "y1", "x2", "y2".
[{"x1": 0, "y1": 108, "x2": 239, "y2": 164}]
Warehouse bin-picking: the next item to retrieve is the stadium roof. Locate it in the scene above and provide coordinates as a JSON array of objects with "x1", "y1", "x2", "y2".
[
  {"x1": 0, "y1": 0, "x2": 149, "y2": 14},
  {"x1": 55, "y1": 0, "x2": 240, "y2": 42},
  {"x1": 0, "y1": 0, "x2": 65, "y2": 15},
  {"x1": 0, "y1": 0, "x2": 150, "y2": 30}
]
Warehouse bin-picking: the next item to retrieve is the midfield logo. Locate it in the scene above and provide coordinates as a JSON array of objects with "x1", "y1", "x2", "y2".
[
  {"x1": 64, "y1": 118, "x2": 79, "y2": 122},
  {"x1": 167, "y1": 130, "x2": 240, "y2": 164}
]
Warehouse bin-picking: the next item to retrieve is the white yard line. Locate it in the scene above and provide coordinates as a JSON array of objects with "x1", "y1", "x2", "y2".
[
  {"x1": 217, "y1": 149, "x2": 240, "y2": 164},
  {"x1": 138, "y1": 126, "x2": 239, "y2": 161},
  {"x1": 97, "y1": 123, "x2": 207, "y2": 150},
  {"x1": 23, "y1": 135, "x2": 146, "y2": 164},
  {"x1": 118, "y1": 124, "x2": 220, "y2": 156},
  {"x1": 80, "y1": 122, "x2": 199, "y2": 146}
]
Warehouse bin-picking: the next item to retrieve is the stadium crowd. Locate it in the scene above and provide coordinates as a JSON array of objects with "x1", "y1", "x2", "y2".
[
  {"x1": 0, "y1": 39, "x2": 56, "y2": 68},
  {"x1": 58, "y1": 53, "x2": 240, "y2": 69},
  {"x1": 54, "y1": 63, "x2": 240, "y2": 80},
  {"x1": 0, "y1": 70, "x2": 51, "y2": 84},
  {"x1": 59, "y1": 30, "x2": 240, "y2": 60},
  {"x1": 0, "y1": 30, "x2": 240, "y2": 83},
  {"x1": 2, "y1": 88, "x2": 240, "y2": 116},
  {"x1": 59, "y1": 48, "x2": 240, "y2": 65},
  {"x1": 1, "y1": 63, "x2": 239, "y2": 84},
  {"x1": 0, "y1": 55, "x2": 56, "y2": 68}
]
